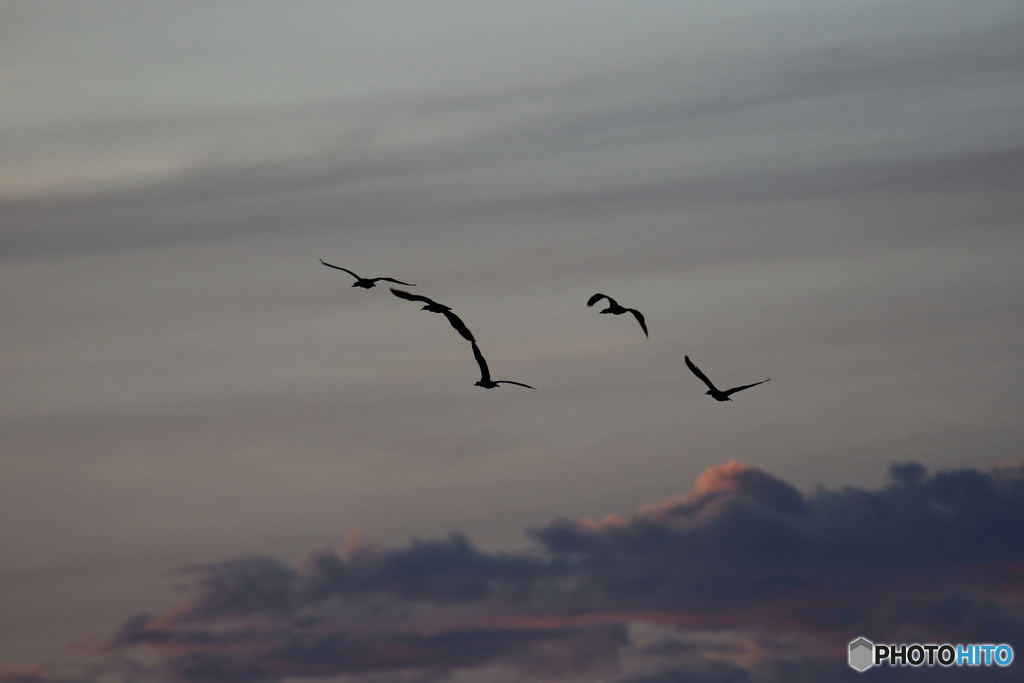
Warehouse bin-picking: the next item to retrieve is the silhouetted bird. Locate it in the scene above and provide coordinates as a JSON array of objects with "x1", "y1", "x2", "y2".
[
  {"x1": 472, "y1": 341, "x2": 534, "y2": 390},
  {"x1": 320, "y1": 259, "x2": 415, "y2": 288},
  {"x1": 685, "y1": 355, "x2": 769, "y2": 401},
  {"x1": 587, "y1": 293, "x2": 648, "y2": 337},
  {"x1": 390, "y1": 288, "x2": 475, "y2": 342}
]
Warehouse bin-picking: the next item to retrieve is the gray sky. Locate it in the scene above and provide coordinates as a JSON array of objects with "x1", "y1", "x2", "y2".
[{"x1": 2, "y1": 2, "x2": 1023, "y2": 681}]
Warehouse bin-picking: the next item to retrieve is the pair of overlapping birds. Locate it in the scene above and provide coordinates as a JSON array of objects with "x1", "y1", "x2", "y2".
[{"x1": 321, "y1": 259, "x2": 769, "y2": 399}]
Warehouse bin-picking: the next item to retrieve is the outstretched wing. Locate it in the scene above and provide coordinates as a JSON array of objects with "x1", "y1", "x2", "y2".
[
  {"x1": 372, "y1": 277, "x2": 416, "y2": 286},
  {"x1": 723, "y1": 378, "x2": 770, "y2": 397},
  {"x1": 496, "y1": 380, "x2": 535, "y2": 390},
  {"x1": 587, "y1": 293, "x2": 615, "y2": 308},
  {"x1": 319, "y1": 259, "x2": 359, "y2": 280},
  {"x1": 684, "y1": 355, "x2": 720, "y2": 393},
  {"x1": 390, "y1": 288, "x2": 441, "y2": 306},
  {"x1": 627, "y1": 308, "x2": 648, "y2": 337},
  {"x1": 471, "y1": 341, "x2": 491, "y2": 383},
  {"x1": 441, "y1": 310, "x2": 475, "y2": 342}
]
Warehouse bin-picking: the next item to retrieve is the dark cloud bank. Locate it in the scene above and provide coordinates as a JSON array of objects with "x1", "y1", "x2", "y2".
[{"x1": 8, "y1": 460, "x2": 1024, "y2": 682}]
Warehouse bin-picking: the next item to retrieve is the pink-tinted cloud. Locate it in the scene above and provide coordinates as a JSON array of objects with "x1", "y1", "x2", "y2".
[
  {"x1": 0, "y1": 664, "x2": 47, "y2": 683},
  {"x1": 20, "y1": 460, "x2": 1024, "y2": 682}
]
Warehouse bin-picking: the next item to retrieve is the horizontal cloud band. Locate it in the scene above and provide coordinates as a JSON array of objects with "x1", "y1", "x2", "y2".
[{"x1": 9, "y1": 460, "x2": 1024, "y2": 683}]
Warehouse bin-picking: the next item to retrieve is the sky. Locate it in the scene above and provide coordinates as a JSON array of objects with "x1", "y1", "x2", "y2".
[{"x1": 2, "y1": 1, "x2": 1023, "y2": 681}]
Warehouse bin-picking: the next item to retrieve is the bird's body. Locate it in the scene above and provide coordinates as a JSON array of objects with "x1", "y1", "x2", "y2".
[
  {"x1": 587, "y1": 293, "x2": 648, "y2": 337},
  {"x1": 472, "y1": 342, "x2": 534, "y2": 390},
  {"x1": 320, "y1": 259, "x2": 415, "y2": 288},
  {"x1": 390, "y1": 288, "x2": 475, "y2": 342},
  {"x1": 684, "y1": 355, "x2": 769, "y2": 401}
]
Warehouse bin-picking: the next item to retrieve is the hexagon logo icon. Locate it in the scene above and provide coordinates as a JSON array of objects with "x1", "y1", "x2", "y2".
[{"x1": 849, "y1": 637, "x2": 874, "y2": 672}]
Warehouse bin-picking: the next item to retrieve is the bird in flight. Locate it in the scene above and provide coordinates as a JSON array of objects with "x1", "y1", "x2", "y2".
[
  {"x1": 390, "y1": 288, "x2": 475, "y2": 342},
  {"x1": 471, "y1": 341, "x2": 535, "y2": 390},
  {"x1": 320, "y1": 259, "x2": 415, "y2": 288},
  {"x1": 685, "y1": 355, "x2": 769, "y2": 401},
  {"x1": 587, "y1": 293, "x2": 648, "y2": 338}
]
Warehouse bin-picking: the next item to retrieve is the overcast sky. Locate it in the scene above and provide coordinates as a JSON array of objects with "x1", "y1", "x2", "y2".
[{"x1": 2, "y1": 2, "x2": 1023, "y2": 681}]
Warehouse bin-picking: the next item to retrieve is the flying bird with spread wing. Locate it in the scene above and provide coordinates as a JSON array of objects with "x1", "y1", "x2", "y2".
[
  {"x1": 685, "y1": 355, "x2": 769, "y2": 401},
  {"x1": 471, "y1": 341, "x2": 535, "y2": 390},
  {"x1": 320, "y1": 259, "x2": 416, "y2": 288},
  {"x1": 390, "y1": 288, "x2": 476, "y2": 342},
  {"x1": 587, "y1": 293, "x2": 648, "y2": 337}
]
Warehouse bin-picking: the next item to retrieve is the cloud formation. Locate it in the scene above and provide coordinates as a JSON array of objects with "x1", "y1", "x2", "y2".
[{"x1": 9, "y1": 460, "x2": 1021, "y2": 682}]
